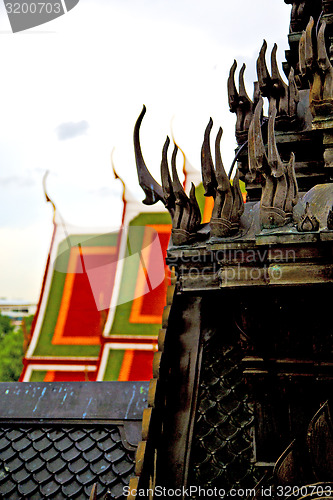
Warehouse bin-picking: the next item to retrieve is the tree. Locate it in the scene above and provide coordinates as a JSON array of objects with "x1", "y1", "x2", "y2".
[
  {"x1": 0, "y1": 313, "x2": 34, "y2": 382},
  {"x1": 0, "y1": 313, "x2": 14, "y2": 338}
]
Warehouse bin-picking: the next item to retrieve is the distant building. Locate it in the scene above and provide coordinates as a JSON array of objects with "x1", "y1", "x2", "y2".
[{"x1": 0, "y1": 300, "x2": 37, "y2": 328}]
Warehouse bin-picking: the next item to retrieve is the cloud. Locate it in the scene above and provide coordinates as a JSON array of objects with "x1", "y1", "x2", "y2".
[
  {"x1": 55, "y1": 120, "x2": 89, "y2": 140},
  {"x1": 0, "y1": 175, "x2": 35, "y2": 187}
]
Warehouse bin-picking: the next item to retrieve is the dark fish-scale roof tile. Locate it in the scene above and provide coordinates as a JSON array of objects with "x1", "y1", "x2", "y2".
[
  {"x1": 55, "y1": 468, "x2": 74, "y2": 485},
  {"x1": 61, "y1": 479, "x2": 83, "y2": 497},
  {"x1": 0, "y1": 381, "x2": 148, "y2": 499},
  {"x1": 201, "y1": 430, "x2": 226, "y2": 454},
  {"x1": 120, "y1": 468, "x2": 136, "y2": 485},
  {"x1": 0, "y1": 436, "x2": 11, "y2": 451},
  {"x1": 5, "y1": 430, "x2": 25, "y2": 443},
  {"x1": 205, "y1": 406, "x2": 228, "y2": 427},
  {"x1": 61, "y1": 445, "x2": 81, "y2": 462},
  {"x1": 34, "y1": 467, "x2": 52, "y2": 484},
  {"x1": 20, "y1": 448, "x2": 38, "y2": 464},
  {"x1": 18, "y1": 478, "x2": 39, "y2": 497},
  {"x1": 12, "y1": 466, "x2": 31, "y2": 484},
  {"x1": 46, "y1": 428, "x2": 65, "y2": 442},
  {"x1": 83, "y1": 447, "x2": 104, "y2": 463},
  {"x1": 40, "y1": 445, "x2": 59, "y2": 461},
  {"x1": 90, "y1": 458, "x2": 112, "y2": 475},
  {"x1": 194, "y1": 415, "x2": 214, "y2": 440},
  {"x1": 5, "y1": 455, "x2": 24, "y2": 473},
  {"x1": 214, "y1": 443, "x2": 237, "y2": 465},
  {"x1": 25, "y1": 455, "x2": 44, "y2": 473},
  {"x1": 54, "y1": 436, "x2": 74, "y2": 452},
  {"x1": 32, "y1": 435, "x2": 52, "y2": 452},
  {"x1": 195, "y1": 459, "x2": 223, "y2": 483},
  {"x1": 29, "y1": 428, "x2": 46, "y2": 441},
  {"x1": 112, "y1": 459, "x2": 134, "y2": 476},
  {"x1": 77, "y1": 467, "x2": 96, "y2": 485},
  {"x1": 68, "y1": 456, "x2": 89, "y2": 474},
  {"x1": 75, "y1": 434, "x2": 95, "y2": 451},
  {"x1": 45, "y1": 456, "x2": 67, "y2": 474},
  {"x1": 12, "y1": 436, "x2": 31, "y2": 452},
  {"x1": 0, "y1": 467, "x2": 10, "y2": 485},
  {"x1": 104, "y1": 447, "x2": 125, "y2": 463},
  {"x1": 89, "y1": 429, "x2": 109, "y2": 442},
  {"x1": 110, "y1": 429, "x2": 122, "y2": 443},
  {"x1": 1, "y1": 446, "x2": 17, "y2": 462},
  {"x1": 99, "y1": 468, "x2": 118, "y2": 486},
  {"x1": 108, "y1": 481, "x2": 126, "y2": 498},
  {"x1": 0, "y1": 477, "x2": 17, "y2": 495},
  {"x1": 40, "y1": 480, "x2": 61, "y2": 497},
  {"x1": 97, "y1": 439, "x2": 118, "y2": 453},
  {"x1": 67, "y1": 428, "x2": 88, "y2": 442},
  {"x1": 230, "y1": 403, "x2": 254, "y2": 428}
]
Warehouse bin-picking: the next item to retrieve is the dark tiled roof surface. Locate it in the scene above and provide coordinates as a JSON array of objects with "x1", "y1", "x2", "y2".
[
  {"x1": 189, "y1": 336, "x2": 258, "y2": 492},
  {"x1": 0, "y1": 382, "x2": 149, "y2": 499},
  {"x1": 0, "y1": 424, "x2": 134, "y2": 499}
]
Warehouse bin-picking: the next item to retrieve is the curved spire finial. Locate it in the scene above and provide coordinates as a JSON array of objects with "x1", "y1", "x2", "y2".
[
  {"x1": 201, "y1": 118, "x2": 217, "y2": 197},
  {"x1": 160, "y1": 136, "x2": 175, "y2": 215},
  {"x1": 257, "y1": 39, "x2": 271, "y2": 96},
  {"x1": 228, "y1": 60, "x2": 239, "y2": 112},
  {"x1": 133, "y1": 105, "x2": 164, "y2": 205},
  {"x1": 111, "y1": 147, "x2": 126, "y2": 203},
  {"x1": 42, "y1": 171, "x2": 56, "y2": 222}
]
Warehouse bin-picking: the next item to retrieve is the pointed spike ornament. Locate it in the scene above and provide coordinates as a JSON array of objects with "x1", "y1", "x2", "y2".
[
  {"x1": 248, "y1": 96, "x2": 267, "y2": 176},
  {"x1": 284, "y1": 152, "x2": 299, "y2": 214},
  {"x1": 256, "y1": 40, "x2": 299, "y2": 128},
  {"x1": 238, "y1": 63, "x2": 254, "y2": 131},
  {"x1": 257, "y1": 39, "x2": 271, "y2": 97},
  {"x1": 171, "y1": 145, "x2": 201, "y2": 245},
  {"x1": 133, "y1": 106, "x2": 202, "y2": 246},
  {"x1": 160, "y1": 136, "x2": 175, "y2": 216},
  {"x1": 317, "y1": 21, "x2": 333, "y2": 101},
  {"x1": 201, "y1": 118, "x2": 217, "y2": 198},
  {"x1": 227, "y1": 60, "x2": 239, "y2": 113},
  {"x1": 134, "y1": 105, "x2": 165, "y2": 205},
  {"x1": 228, "y1": 60, "x2": 256, "y2": 144},
  {"x1": 298, "y1": 16, "x2": 333, "y2": 116},
  {"x1": 208, "y1": 127, "x2": 244, "y2": 238},
  {"x1": 297, "y1": 202, "x2": 320, "y2": 232},
  {"x1": 270, "y1": 43, "x2": 289, "y2": 115},
  {"x1": 288, "y1": 67, "x2": 299, "y2": 117},
  {"x1": 248, "y1": 97, "x2": 299, "y2": 229},
  {"x1": 267, "y1": 102, "x2": 286, "y2": 178}
]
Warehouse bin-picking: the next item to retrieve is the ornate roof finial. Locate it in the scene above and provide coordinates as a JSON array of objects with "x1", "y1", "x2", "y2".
[
  {"x1": 201, "y1": 119, "x2": 244, "y2": 238},
  {"x1": 42, "y1": 170, "x2": 56, "y2": 223},
  {"x1": 299, "y1": 17, "x2": 333, "y2": 116},
  {"x1": 248, "y1": 97, "x2": 299, "y2": 229},
  {"x1": 256, "y1": 41, "x2": 299, "y2": 128},
  {"x1": 134, "y1": 105, "x2": 165, "y2": 205},
  {"x1": 133, "y1": 106, "x2": 202, "y2": 246},
  {"x1": 297, "y1": 202, "x2": 320, "y2": 231},
  {"x1": 227, "y1": 60, "x2": 256, "y2": 144}
]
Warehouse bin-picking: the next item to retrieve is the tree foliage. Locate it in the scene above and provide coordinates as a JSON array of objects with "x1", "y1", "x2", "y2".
[
  {"x1": 0, "y1": 313, "x2": 34, "y2": 382},
  {"x1": 0, "y1": 314, "x2": 14, "y2": 338}
]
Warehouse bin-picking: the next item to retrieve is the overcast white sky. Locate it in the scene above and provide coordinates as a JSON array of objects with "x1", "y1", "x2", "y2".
[{"x1": 0, "y1": 0, "x2": 290, "y2": 302}]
